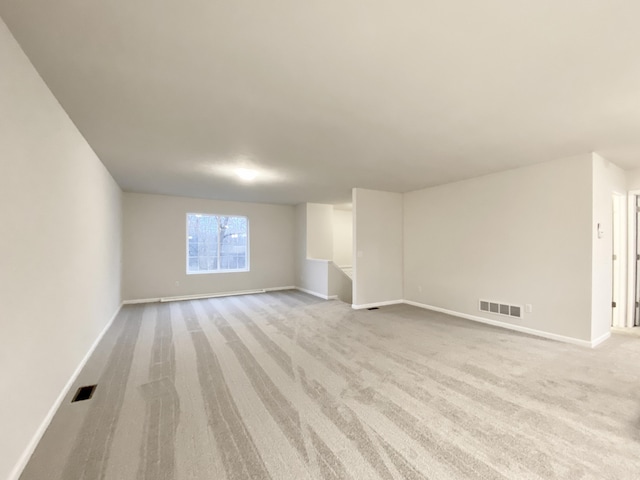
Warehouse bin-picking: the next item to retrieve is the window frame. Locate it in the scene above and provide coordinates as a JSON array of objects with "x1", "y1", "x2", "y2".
[{"x1": 186, "y1": 212, "x2": 250, "y2": 275}]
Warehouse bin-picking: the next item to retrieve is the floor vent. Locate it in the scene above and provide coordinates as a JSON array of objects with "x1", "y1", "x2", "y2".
[
  {"x1": 479, "y1": 300, "x2": 522, "y2": 319},
  {"x1": 367, "y1": 307, "x2": 379, "y2": 310},
  {"x1": 72, "y1": 385, "x2": 97, "y2": 403}
]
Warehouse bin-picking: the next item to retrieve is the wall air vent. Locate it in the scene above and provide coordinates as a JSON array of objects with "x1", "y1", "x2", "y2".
[
  {"x1": 479, "y1": 300, "x2": 522, "y2": 319},
  {"x1": 72, "y1": 384, "x2": 97, "y2": 403}
]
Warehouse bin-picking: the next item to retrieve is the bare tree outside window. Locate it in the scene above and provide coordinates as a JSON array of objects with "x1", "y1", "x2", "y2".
[{"x1": 187, "y1": 214, "x2": 249, "y2": 273}]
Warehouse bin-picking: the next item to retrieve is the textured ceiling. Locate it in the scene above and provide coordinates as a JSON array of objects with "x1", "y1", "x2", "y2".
[{"x1": 2, "y1": 1, "x2": 640, "y2": 204}]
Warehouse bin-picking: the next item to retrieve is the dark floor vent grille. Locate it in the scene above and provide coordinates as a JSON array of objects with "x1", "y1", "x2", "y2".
[{"x1": 72, "y1": 385, "x2": 97, "y2": 403}]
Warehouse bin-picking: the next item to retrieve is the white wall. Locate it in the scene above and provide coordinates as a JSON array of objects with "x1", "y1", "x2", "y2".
[
  {"x1": 0, "y1": 18, "x2": 122, "y2": 480},
  {"x1": 404, "y1": 155, "x2": 594, "y2": 342},
  {"x1": 306, "y1": 203, "x2": 334, "y2": 260},
  {"x1": 625, "y1": 167, "x2": 640, "y2": 328},
  {"x1": 294, "y1": 203, "x2": 329, "y2": 296},
  {"x1": 297, "y1": 258, "x2": 330, "y2": 297},
  {"x1": 328, "y1": 262, "x2": 353, "y2": 303},
  {"x1": 123, "y1": 193, "x2": 295, "y2": 300},
  {"x1": 332, "y1": 208, "x2": 353, "y2": 266},
  {"x1": 625, "y1": 167, "x2": 640, "y2": 190},
  {"x1": 353, "y1": 188, "x2": 403, "y2": 307},
  {"x1": 591, "y1": 153, "x2": 627, "y2": 338}
]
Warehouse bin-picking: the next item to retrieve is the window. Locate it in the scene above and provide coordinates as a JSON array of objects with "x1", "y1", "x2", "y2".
[{"x1": 187, "y1": 213, "x2": 249, "y2": 274}]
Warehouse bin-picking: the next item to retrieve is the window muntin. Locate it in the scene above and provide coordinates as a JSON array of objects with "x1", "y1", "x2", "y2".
[{"x1": 187, "y1": 213, "x2": 249, "y2": 274}]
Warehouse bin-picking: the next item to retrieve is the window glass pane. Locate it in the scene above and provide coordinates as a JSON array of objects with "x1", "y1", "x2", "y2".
[
  {"x1": 198, "y1": 257, "x2": 208, "y2": 271},
  {"x1": 218, "y1": 216, "x2": 248, "y2": 271},
  {"x1": 187, "y1": 213, "x2": 248, "y2": 274}
]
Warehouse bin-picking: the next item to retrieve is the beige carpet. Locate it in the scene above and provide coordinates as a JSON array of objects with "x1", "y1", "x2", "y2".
[{"x1": 21, "y1": 291, "x2": 640, "y2": 479}]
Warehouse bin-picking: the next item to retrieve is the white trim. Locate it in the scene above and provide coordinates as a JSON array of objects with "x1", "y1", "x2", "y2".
[
  {"x1": 160, "y1": 289, "x2": 266, "y2": 303},
  {"x1": 186, "y1": 268, "x2": 250, "y2": 275},
  {"x1": 611, "y1": 192, "x2": 627, "y2": 328},
  {"x1": 8, "y1": 303, "x2": 122, "y2": 480},
  {"x1": 352, "y1": 299, "x2": 404, "y2": 310},
  {"x1": 122, "y1": 297, "x2": 160, "y2": 305},
  {"x1": 265, "y1": 286, "x2": 297, "y2": 292},
  {"x1": 626, "y1": 191, "x2": 640, "y2": 328},
  {"x1": 295, "y1": 287, "x2": 337, "y2": 300},
  {"x1": 122, "y1": 286, "x2": 296, "y2": 305},
  {"x1": 186, "y1": 212, "x2": 250, "y2": 275},
  {"x1": 590, "y1": 331, "x2": 611, "y2": 348},
  {"x1": 122, "y1": 286, "x2": 298, "y2": 305},
  {"x1": 403, "y1": 300, "x2": 604, "y2": 348}
]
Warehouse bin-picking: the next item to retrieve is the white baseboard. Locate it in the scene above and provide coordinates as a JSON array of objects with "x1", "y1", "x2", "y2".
[
  {"x1": 590, "y1": 331, "x2": 611, "y2": 348},
  {"x1": 122, "y1": 286, "x2": 298, "y2": 305},
  {"x1": 160, "y1": 289, "x2": 267, "y2": 303},
  {"x1": 8, "y1": 303, "x2": 123, "y2": 480},
  {"x1": 352, "y1": 299, "x2": 404, "y2": 310},
  {"x1": 403, "y1": 299, "x2": 603, "y2": 348},
  {"x1": 122, "y1": 297, "x2": 160, "y2": 305},
  {"x1": 295, "y1": 287, "x2": 337, "y2": 300},
  {"x1": 265, "y1": 286, "x2": 297, "y2": 292}
]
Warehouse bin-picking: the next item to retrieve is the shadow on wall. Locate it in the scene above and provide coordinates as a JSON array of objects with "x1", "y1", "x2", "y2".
[{"x1": 329, "y1": 262, "x2": 352, "y2": 304}]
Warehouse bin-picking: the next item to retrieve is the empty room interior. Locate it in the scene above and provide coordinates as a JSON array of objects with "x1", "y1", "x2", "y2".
[{"x1": 3, "y1": 1, "x2": 640, "y2": 479}]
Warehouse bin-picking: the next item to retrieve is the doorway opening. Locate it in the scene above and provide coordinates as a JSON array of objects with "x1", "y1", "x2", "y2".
[
  {"x1": 634, "y1": 194, "x2": 640, "y2": 327},
  {"x1": 612, "y1": 193, "x2": 624, "y2": 327}
]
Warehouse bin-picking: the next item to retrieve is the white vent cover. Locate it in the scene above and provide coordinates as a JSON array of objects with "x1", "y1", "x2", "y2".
[{"x1": 479, "y1": 300, "x2": 522, "y2": 318}]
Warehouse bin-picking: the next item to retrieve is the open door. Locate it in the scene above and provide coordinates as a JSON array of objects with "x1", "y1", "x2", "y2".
[
  {"x1": 635, "y1": 196, "x2": 640, "y2": 326},
  {"x1": 612, "y1": 193, "x2": 625, "y2": 327},
  {"x1": 612, "y1": 195, "x2": 620, "y2": 325}
]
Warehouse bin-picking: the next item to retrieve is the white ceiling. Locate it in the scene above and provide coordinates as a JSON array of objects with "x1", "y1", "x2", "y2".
[{"x1": 2, "y1": 1, "x2": 640, "y2": 205}]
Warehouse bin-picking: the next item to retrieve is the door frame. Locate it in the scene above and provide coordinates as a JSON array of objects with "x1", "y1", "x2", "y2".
[
  {"x1": 612, "y1": 192, "x2": 626, "y2": 327},
  {"x1": 625, "y1": 190, "x2": 640, "y2": 327}
]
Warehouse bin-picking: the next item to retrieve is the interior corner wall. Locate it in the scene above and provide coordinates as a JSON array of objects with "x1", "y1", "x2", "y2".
[
  {"x1": 332, "y1": 209, "x2": 353, "y2": 267},
  {"x1": 0, "y1": 18, "x2": 122, "y2": 480},
  {"x1": 123, "y1": 193, "x2": 295, "y2": 300},
  {"x1": 295, "y1": 203, "x2": 308, "y2": 268},
  {"x1": 353, "y1": 188, "x2": 403, "y2": 307},
  {"x1": 294, "y1": 203, "x2": 329, "y2": 296},
  {"x1": 591, "y1": 153, "x2": 627, "y2": 340},
  {"x1": 404, "y1": 155, "x2": 594, "y2": 342},
  {"x1": 306, "y1": 203, "x2": 334, "y2": 260},
  {"x1": 625, "y1": 167, "x2": 640, "y2": 190}
]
